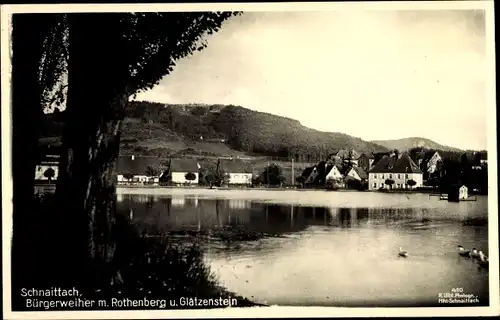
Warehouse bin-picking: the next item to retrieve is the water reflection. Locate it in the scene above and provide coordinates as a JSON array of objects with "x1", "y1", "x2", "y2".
[{"x1": 116, "y1": 193, "x2": 489, "y2": 307}]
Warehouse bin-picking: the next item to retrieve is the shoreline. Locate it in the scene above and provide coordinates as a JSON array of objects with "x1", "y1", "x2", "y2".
[
  {"x1": 115, "y1": 186, "x2": 488, "y2": 209},
  {"x1": 116, "y1": 185, "x2": 441, "y2": 194},
  {"x1": 35, "y1": 184, "x2": 487, "y2": 197}
]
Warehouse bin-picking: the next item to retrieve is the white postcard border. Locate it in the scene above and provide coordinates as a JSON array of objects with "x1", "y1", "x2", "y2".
[{"x1": 1, "y1": 1, "x2": 499, "y2": 319}]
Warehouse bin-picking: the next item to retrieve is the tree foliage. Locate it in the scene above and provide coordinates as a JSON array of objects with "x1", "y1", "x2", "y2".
[
  {"x1": 326, "y1": 177, "x2": 343, "y2": 190},
  {"x1": 145, "y1": 166, "x2": 160, "y2": 177},
  {"x1": 14, "y1": 12, "x2": 242, "y2": 290},
  {"x1": 78, "y1": 12, "x2": 241, "y2": 99},
  {"x1": 44, "y1": 167, "x2": 56, "y2": 183},
  {"x1": 185, "y1": 172, "x2": 197, "y2": 181},
  {"x1": 407, "y1": 179, "x2": 417, "y2": 188},
  {"x1": 200, "y1": 165, "x2": 228, "y2": 187},
  {"x1": 295, "y1": 176, "x2": 306, "y2": 186},
  {"x1": 38, "y1": 14, "x2": 69, "y2": 112},
  {"x1": 260, "y1": 164, "x2": 285, "y2": 186}
]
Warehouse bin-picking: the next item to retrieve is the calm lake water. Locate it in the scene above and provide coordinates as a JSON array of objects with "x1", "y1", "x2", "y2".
[{"x1": 116, "y1": 189, "x2": 489, "y2": 307}]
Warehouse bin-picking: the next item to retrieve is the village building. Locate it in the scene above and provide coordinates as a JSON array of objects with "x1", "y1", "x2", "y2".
[
  {"x1": 324, "y1": 164, "x2": 343, "y2": 181},
  {"x1": 35, "y1": 137, "x2": 62, "y2": 184},
  {"x1": 372, "y1": 152, "x2": 391, "y2": 165},
  {"x1": 35, "y1": 154, "x2": 60, "y2": 183},
  {"x1": 117, "y1": 155, "x2": 164, "y2": 185},
  {"x1": 168, "y1": 158, "x2": 200, "y2": 185},
  {"x1": 357, "y1": 152, "x2": 375, "y2": 172},
  {"x1": 345, "y1": 166, "x2": 368, "y2": 183},
  {"x1": 425, "y1": 151, "x2": 443, "y2": 174},
  {"x1": 217, "y1": 158, "x2": 253, "y2": 185},
  {"x1": 301, "y1": 166, "x2": 318, "y2": 185},
  {"x1": 368, "y1": 153, "x2": 423, "y2": 191},
  {"x1": 447, "y1": 184, "x2": 469, "y2": 202}
]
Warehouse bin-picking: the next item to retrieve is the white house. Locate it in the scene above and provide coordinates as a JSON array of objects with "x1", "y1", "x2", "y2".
[
  {"x1": 218, "y1": 159, "x2": 253, "y2": 185},
  {"x1": 169, "y1": 159, "x2": 200, "y2": 185},
  {"x1": 117, "y1": 174, "x2": 159, "y2": 184},
  {"x1": 368, "y1": 153, "x2": 423, "y2": 191},
  {"x1": 426, "y1": 151, "x2": 443, "y2": 174},
  {"x1": 345, "y1": 166, "x2": 368, "y2": 182},
  {"x1": 35, "y1": 156, "x2": 59, "y2": 183},
  {"x1": 325, "y1": 165, "x2": 343, "y2": 181},
  {"x1": 116, "y1": 155, "x2": 163, "y2": 186}
]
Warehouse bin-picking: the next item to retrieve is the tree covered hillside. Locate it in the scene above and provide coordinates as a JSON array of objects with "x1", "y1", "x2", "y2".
[{"x1": 122, "y1": 101, "x2": 388, "y2": 159}]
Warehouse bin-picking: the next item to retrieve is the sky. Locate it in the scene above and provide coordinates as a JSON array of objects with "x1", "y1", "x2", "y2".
[{"x1": 133, "y1": 8, "x2": 490, "y2": 151}]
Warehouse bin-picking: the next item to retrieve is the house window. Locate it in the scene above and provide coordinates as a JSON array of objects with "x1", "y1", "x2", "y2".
[
  {"x1": 373, "y1": 183, "x2": 377, "y2": 188},
  {"x1": 405, "y1": 174, "x2": 409, "y2": 179},
  {"x1": 382, "y1": 175, "x2": 384, "y2": 179},
  {"x1": 397, "y1": 174, "x2": 400, "y2": 179},
  {"x1": 389, "y1": 174, "x2": 392, "y2": 179},
  {"x1": 374, "y1": 174, "x2": 377, "y2": 178}
]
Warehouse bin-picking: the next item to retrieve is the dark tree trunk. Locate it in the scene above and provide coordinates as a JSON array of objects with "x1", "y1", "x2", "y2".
[
  {"x1": 11, "y1": 14, "x2": 51, "y2": 308},
  {"x1": 53, "y1": 14, "x2": 129, "y2": 288}
]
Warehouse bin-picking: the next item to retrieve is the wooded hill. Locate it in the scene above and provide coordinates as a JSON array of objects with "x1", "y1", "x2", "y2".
[{"x1": 120, "y1": 101, "x2": 389, "y2": 159}]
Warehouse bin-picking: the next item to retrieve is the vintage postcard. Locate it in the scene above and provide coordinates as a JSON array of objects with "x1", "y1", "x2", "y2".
[{"x1": 1, "y1": 1, "x2": 499, "y2": 319}]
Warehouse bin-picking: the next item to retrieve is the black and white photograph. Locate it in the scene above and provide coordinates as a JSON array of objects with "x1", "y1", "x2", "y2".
[{"x1": 1, "y1": 1, "x2": 499, "y2": 319}]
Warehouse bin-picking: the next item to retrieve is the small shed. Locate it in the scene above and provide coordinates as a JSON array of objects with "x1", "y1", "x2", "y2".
[
  {"x1": 447, "y1": 184, "x2": 468, "y2": 202},
  {"x1": 459, "y1": 185, "x2": 468, "y2": 200}
]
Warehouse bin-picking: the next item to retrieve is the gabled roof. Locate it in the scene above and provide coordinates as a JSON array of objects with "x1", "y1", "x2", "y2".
[
  {"x1": 393, "y1": 153, "x2": 423, "y2": 173},
  {"x1": 373, "y1": 152, "x2": 391, "y2": 164},
  {"x1": 39, "y1": 136, "x2": 62, "y2": 148},
  {"x1": 38, "y1": 137, "x2": 63, "y2": 157},
  {"x1": 350, "y1": 166, "x2": 368, "y2": 180},
  {"x1": 369, "y1": 153, "x2": 422, "y2": 174},
  {"x1": 301, "y1": 166, "x2": 316, "y2": 180},
  {"x1": 117, "y1": 155, "x2": 164, "y2": 175},
  {"x1": 218, "y1": 159, "x2": 253, "y2": 173},
  {"x1": 324, "y1": 164, "x2": 343, "y2": 177},
  {"x1": 359, "y1": 152, "x2": 374, "y2": 159},
  {"x1": 169, "y1": 159, "x2": 199, "y2": 173}
]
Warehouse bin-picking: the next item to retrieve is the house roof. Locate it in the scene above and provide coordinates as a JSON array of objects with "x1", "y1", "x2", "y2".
[
  {"x1": 218, "y1": 159, "x2": 253, "y2": 173},
  {"x1": 369, "y1": 153, "x2": 422, "y2": 174},
  {"x1": 359, "y1": 152, "x2": 374, "y2": 159},
  {"x1": 169, "y1": 159, "x2": 199, "y2": 173},
  {"x1": 301, "y1": 166, "x2": 316, "y2": 179},
  {"x1": 117, "y1": 155, "x2": 164, "y2": 175},
  {"x1": 38, "y1": 136, "x2": 62, "y2": 157},
  {"x1": 350, "y1": 166, "x2": 368, "y2": 179},
  {"x1": 324, "y1": 164, "x2": 342, "y2": 177},
  {"x1": 373, "y1": 152, "x2": 391, "y2": 164}
]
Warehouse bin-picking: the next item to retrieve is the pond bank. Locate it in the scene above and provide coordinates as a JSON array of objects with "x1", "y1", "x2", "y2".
[{"x1": 117, "y1": 187, "x2": 488, "y2": 210}]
